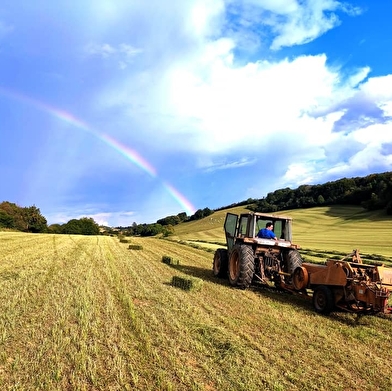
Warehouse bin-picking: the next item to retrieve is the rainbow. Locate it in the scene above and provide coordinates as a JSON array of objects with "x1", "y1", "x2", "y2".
[
  {"x1": 163, "y1": 181, "x2": 197, "y2": 218},
  {"x1": 0, "y1": 87, "x2": 196, "y2": 216}
]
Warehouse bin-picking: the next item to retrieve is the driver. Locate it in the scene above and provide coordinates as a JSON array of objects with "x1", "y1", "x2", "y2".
[{"x1": 257, "y1": 222, "x2": 277, "y2": 240}]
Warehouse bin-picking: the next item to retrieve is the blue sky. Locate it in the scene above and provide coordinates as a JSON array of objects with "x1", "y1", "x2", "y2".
[{"x1": 1, "y1": 0, "x2": 392, "y2": 227}]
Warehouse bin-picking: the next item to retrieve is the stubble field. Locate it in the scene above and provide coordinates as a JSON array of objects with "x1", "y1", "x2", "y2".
[{"x1": 1, "y1": 223, "x2": 392, "y2": 390}]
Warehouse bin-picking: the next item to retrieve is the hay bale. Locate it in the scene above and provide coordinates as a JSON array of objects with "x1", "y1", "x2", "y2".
[
  {"x1": 162, "y1": 255, "x2": 180, "y2": 266},
  {"x1": 120, "y1": 238, "x2": 130, "y2": 243},
  {"x1": 171, "y1": 276, "x2": 203, "y2": 292},
  {"x1": 128, "y1": 244, "x2": 143, "y2": 250}
]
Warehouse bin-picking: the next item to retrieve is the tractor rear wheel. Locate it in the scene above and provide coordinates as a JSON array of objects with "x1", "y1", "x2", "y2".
[
  {"x1": 228, "y1": 244, "x2": 255, "y2": 288},
  {"x1": 313, "y1": 285, "x2": 335, "y2": 314},
  {"x1": 213, "y1": 248, "x2": 228, "y2": 278},
  {"x1": 286, "y1": 249, "x2": 303, "y2": 275}
]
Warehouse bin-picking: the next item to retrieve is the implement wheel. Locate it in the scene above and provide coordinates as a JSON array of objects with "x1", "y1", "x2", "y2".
[
  {"x1": 292, "y1": 266, "x2": 309, "y2": 291},
  {"x1": 313, "y1": 285, "x2": 335, "y2": 314},
  {"x1": 228, "y1": 244, "x2": 255, "y2": 289},
  {"x1": 213, "y1": 248, "x2": 228, "y2": 278}
]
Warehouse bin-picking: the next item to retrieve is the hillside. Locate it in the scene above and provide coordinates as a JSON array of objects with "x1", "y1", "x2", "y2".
[{"x1": 171, "y1": 205, "x2": 392, "y2": 261}]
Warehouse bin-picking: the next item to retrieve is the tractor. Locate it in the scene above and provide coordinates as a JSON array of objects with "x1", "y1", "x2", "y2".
[{"x1": 213, "y1": 212, "x2": 392, "y2": 315}]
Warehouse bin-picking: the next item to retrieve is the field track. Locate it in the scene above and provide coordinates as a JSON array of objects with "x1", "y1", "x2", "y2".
[{"x1": 1, "y1": 232, "x2": 392, "y2": 390}]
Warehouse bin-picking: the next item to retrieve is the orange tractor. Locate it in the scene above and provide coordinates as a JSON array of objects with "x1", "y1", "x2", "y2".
[{"x1": 213, "y1": 212, "x2": 392, "y2": 315}]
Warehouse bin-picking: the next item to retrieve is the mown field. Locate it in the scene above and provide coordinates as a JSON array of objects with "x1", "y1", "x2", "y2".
[{"x1": 1, "y1": 205, "x2": 392, "y2": 390}]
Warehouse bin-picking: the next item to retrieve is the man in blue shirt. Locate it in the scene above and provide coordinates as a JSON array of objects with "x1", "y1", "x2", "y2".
[{"x1": 257, "y1": 222, "x2": 277, "y2": 240}]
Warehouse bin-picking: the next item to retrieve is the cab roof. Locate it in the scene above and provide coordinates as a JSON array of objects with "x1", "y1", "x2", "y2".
[{"x1": 240, "y1": 212, "x2": 293, "y2": 221}]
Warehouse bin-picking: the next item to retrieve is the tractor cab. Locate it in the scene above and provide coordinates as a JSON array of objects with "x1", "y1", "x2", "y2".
[{"x1": 224, "y1": 212, "x2": 293, "y2": 252}]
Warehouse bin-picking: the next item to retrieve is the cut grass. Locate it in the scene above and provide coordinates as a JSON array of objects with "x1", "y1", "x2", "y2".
[{"x1": 1, "y1": 216, "x2": 392, "y2": 390}]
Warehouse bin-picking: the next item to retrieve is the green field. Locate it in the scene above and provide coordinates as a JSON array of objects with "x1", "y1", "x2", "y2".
[
  {"x1": 171, "y1": 205, "x2": 392, "y2": 264},
  {"x1": 1, "y1": 206, "x2": 392, "y2": 390}
]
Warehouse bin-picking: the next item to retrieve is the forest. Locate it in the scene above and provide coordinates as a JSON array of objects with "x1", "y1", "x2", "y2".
[{"x1": 249, "y1": 171, "x2": 392, "y2": 214}]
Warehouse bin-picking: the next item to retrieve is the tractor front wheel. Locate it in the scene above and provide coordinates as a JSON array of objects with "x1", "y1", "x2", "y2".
[{"x1": 213, "y1": 248, "x2": 228, "y2": 278}]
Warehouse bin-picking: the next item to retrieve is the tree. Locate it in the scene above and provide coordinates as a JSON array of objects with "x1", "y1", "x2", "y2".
[
  {"x1": 78, "y1": 217, "x2": 100, "y2": 235},
  {"x1": 140, "y1": 223, "x2": 163, "y2": 236},
  {"x1": 0, "y1": 210, "x2": 14, "y2": 228},
  {"x1": 63, "y1": 219, "x2": 83, "y2": 234},
  {"x1": 177, "y1": 212, "x2": 188, "y2": 222},
  {"x1": 157, "y1": 215, "x2": 181, "y2": 226},
  {"x1": 0, "y1": 201, "x2": 26, "y2": 231},
  {"x1": 162, "y1": 225, "x2": 174, "y2": 237},
  {"x1": 47, "y1": 224, "x2": 63, "y2": 234},
  {"x1": 202, "y1": 207, "x2": 213, "y2": 217},
  {"x1": 62, "y1": 217, "x2": 99, "y2": 235},
  {"x1": 24, "y1": 205, "x2": 47, "y2": 233},
  {"x1": 317, "y1": 195, "x2": 325, "y2": 205}
]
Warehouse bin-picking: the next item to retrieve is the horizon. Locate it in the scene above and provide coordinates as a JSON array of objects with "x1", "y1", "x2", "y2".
[{"x1": 4, "y1": 169, "x2": 389, "y2": 229}]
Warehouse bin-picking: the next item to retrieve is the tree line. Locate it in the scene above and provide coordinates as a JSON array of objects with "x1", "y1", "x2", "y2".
[
  {"x1": 115, "y1": 207, "x2": 215, "y2": 237},
  {"x1": 2, "y1": 172, "x2": 392, "y2": 235},
  {"x1": 0, "y1": 201, "x2": 99, "y2": 235},
  {"x1": 248, "y1": 172, "x2": 392, "y2": 214}
]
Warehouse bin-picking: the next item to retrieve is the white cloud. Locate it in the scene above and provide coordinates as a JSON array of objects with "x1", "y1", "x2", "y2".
[
  {"x1": 282, "y1": 162, "x2": 317, "y2": 185},
  {"x1": 85, "y1": 42, "x2": 143, "y2": 69},
  {"x1": 189, "y1": 0, "x2": 225, "y2": 37},
  {"x1": 268, "y1": 0, "x2": 343, "y2": 50},
  {"x1": 360, "y1": 74, "x2": 392, "y2": 101},
  {"x1": 224, "y1": 0, "x2": 363, "y2": 51},
  {"x1": 85, "y1": 42, "x2": 116, "y2": 57},
  {"x1": 114, "y1": 53, "x2": 342, "y2": 154},
  {"x1": 203, "y1": 157, "x2": 257, "y2": 172}
]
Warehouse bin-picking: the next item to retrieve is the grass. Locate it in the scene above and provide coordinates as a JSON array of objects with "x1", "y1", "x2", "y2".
[
  {"x1": 1, "y1": 206, "x2": 392, "y2": 390},
  {"x1": 172, "y1": 205, "x2": 392, "y2": 259}
]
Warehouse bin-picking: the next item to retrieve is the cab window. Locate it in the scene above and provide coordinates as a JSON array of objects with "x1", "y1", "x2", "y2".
[{"x1": 238, "y1": 216, "x2": 249, "y2": 236}]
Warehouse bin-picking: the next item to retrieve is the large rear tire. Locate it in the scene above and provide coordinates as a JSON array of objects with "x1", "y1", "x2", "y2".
[
  {"x1": 286, "y1": 249, "x2": 303, "y2": 275},
  {"x1": 228, "y1": 244, "x2": 255, "y2": 288},
  {"x1": 313, "y1": 285, "x2": 335, "y2": 314},
  {"x1": 213, "y1": 248, "x2": 228, "y2": 278}
]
